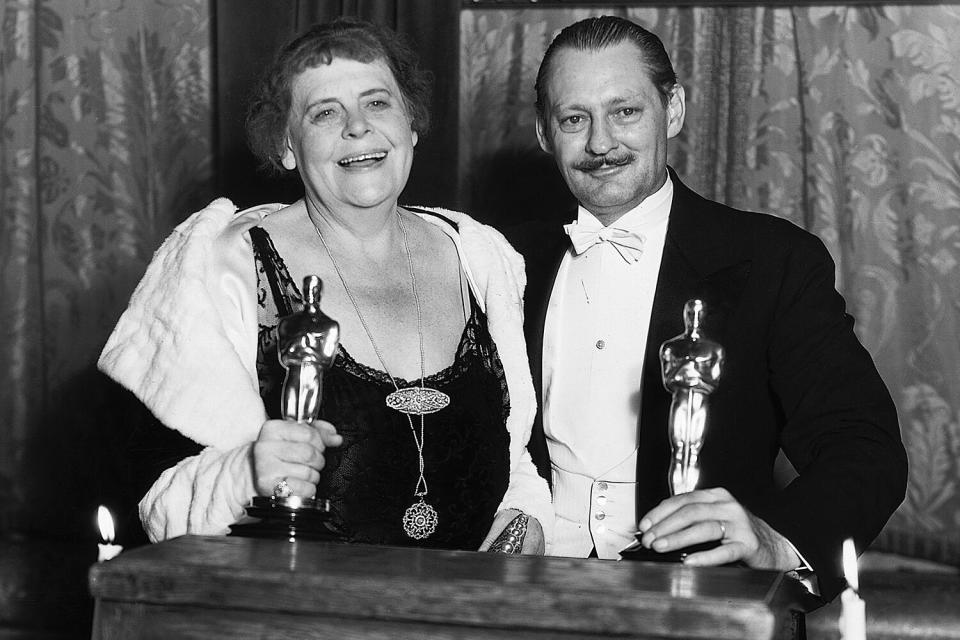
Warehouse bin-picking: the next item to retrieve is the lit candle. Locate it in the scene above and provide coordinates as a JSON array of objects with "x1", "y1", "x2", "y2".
[
  {"x1": 97, "y1": 505, "x2": 124, "y2": 561},
  {"x1": 840, "y1": 538, "x2": 866, "y2": 640}
]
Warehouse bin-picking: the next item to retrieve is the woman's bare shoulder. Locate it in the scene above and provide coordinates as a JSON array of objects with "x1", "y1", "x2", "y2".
[{"x1": 257, "y1": 200, "x2": 308, "y2": 236}]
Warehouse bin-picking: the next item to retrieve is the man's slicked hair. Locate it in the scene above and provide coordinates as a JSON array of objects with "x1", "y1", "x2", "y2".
[{"x1": 534, "y1": 15, "x2": 677, "y2": 118}]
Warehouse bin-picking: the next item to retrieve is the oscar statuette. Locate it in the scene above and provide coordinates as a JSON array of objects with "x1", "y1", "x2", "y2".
[
  {"x1": 620, "y1": 299, "x2": 725, "y2": 562},
  {"x1": 230, "y1": 275, "x2": 344, "y2": 542}
]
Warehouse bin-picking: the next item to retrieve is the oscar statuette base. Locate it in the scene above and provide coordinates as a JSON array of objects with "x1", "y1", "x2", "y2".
[
  {"x1": 229, "y1": 496, "x2": 345, "y2": 542},
  {"x1": 620, "y1": 538, "x2": 724, "y2": 563}
]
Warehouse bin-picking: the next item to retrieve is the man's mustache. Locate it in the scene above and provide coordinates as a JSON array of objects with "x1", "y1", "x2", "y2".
[{"x1": 574, "y1": 153, "x2": 635, "y2": 172}]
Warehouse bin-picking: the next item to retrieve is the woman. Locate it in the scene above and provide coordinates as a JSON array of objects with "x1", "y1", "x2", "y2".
[{"x1": 98, "y1": 19, "x2": 551, "y2": 552}]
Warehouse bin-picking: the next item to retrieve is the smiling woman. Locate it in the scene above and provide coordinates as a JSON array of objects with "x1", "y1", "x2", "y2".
[
  {"x1": 97, "y1": 18, "x2": 553, "y2": 554},
  {"x1": 279, "y1": 59, "x2": 418, "y2": 214}
]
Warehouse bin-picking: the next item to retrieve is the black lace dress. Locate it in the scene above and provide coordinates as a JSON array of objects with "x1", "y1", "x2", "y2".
[{"x1": 250, "y1": 223, "x2": 511, "y2": 550}]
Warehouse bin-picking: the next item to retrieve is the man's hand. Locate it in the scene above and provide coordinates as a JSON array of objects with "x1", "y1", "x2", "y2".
[
  {"x1": 636, "y1": 487, "x2": 799, "y2": 570},
  {"x1": 479, "y1": 509, "x2": 545, "y2": 555}
]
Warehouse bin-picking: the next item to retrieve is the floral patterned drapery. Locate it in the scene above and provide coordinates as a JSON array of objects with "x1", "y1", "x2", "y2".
[
  {"x1": 460, "y1": 5, "x2": 960, "y2": 565},
  {"x1": 2, "y1": 1, "x2": 958, "y2": 569},
  {"x1": 0, "y1": 0, "x2": 454, "y2": 544},
  {"x1": 0, "y1": 0, "x2": 213, "y2": 537}
]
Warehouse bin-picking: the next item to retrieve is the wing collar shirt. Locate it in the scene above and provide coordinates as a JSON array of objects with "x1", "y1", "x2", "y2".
[{"x1": 543, "y1": 174, "x2": 672, "y2": 559}]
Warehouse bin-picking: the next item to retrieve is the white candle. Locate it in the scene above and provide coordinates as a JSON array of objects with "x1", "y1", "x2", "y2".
[
  {"x1": 840, "y1": 538, "x2": 866, "y2": 640},
  {"x1": 97, "y1": 505, "x2": 124, "y2": 561}
]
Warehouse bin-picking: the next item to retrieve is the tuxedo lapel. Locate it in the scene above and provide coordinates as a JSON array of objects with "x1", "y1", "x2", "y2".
[
  {"x1": 523, "y1": 226, "x2": 568, "y2": 402},
  {"x1": 519, "y1": 223, "x2": 569, "y2": 484},
  {"x1": 635, "y1": 173, "x2": 753, "y2": 516},
  {"x1": 635, "y1": 228, "x2": 703, "y2": 510}
]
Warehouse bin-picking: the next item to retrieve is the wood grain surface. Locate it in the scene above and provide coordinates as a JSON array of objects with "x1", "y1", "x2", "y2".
[{"x1": 89, "y1": 535, "x2": 810, "y2": 639}]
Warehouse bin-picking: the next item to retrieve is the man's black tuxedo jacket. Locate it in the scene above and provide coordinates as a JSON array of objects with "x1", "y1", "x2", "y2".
[{"x1": 505, "y1": 171, "x2": 906, "y2": 600}]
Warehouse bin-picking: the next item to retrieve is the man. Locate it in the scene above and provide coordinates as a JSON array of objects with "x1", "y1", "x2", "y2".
[{"x1": 508, "y1": 15, "x2": 906, "y2": 600}]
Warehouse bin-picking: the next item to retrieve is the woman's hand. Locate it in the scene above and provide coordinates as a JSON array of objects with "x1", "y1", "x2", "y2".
[
  {"x1": 252, "y1": 419, "x2": 342, "y2": 498},
  {"x1": 479, "y1": 509, "x2": 545, "y2": 555}
]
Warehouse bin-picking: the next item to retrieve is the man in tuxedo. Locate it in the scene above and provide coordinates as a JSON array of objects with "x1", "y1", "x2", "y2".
[{"x1": 509, "y1": 15, "x2": 906, "y2": 599}]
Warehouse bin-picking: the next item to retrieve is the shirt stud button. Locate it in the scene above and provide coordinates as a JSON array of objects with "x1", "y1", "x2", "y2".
[
  {"x1": 596, "y1": 495, "x2": 607, "y2": 506},
  {"x1": 597, "y1": 481, "x2": 608, "y2": 491},
  {"x1": 595, "y1": 511, "x2": 606, "y2": 520},
  {"x1": 595, "y1": 339, "x2": 605, "y2": 350}
]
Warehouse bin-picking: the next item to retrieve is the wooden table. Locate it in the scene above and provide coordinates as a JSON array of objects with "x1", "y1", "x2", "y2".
[{"x1": 88, "y1": 535, "x2": 811, "y2": 639}]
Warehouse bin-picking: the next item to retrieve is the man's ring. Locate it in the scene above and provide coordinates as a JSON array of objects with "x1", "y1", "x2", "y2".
[
  {"x1": 273, "y1": 477, "x2": 292, "y2": 499},
  {"x1": 717, "y1": 520, "x2": 726, "y2": 540}
]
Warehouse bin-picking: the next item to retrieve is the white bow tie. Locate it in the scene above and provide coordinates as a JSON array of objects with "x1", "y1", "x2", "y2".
[{"x1": 563, "y1": 223, "x2": 645, "y2": 263}]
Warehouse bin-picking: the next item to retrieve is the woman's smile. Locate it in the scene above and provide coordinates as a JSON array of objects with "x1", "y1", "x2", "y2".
[{"x1": 337, "y1": 150, "x2": 388, "y2": 168}]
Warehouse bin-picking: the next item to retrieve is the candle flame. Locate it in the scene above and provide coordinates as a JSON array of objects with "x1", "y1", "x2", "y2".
[
  {"x1": 97, "y1": 505, "x2": 116, "y2": 543},
  {"x1": 842, "y1": 538, "x2": 859, "y2": 592}
]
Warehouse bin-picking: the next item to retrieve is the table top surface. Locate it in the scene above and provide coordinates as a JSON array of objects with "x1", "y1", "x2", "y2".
[
  {"x1": 89, "y1": 535, "x2": 813, "y2": 639},
  {"x1": 91, "y1": 534, "x2": 798, "y2": 600}
]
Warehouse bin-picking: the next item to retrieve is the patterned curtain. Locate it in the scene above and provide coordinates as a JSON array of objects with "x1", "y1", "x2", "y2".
[
  {"x1": 460, "y1": 5, "x2": 960, "y2": 565},
  {"x1": 0, "y1": 0, "x2": 213, "y2": 538}
]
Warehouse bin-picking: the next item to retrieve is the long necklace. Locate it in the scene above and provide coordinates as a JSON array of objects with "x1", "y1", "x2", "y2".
[{"x1": 312, "y1": 209, "x2": 446, "y2": 540}]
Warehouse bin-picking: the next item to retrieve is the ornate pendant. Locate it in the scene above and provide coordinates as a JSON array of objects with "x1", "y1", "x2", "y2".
[
  {"x1": 386, "y1": 387, "x2": 450, "y2": 415},
  {"x1": 402, "y1": 497, "x2": 438, "y2": 540}
]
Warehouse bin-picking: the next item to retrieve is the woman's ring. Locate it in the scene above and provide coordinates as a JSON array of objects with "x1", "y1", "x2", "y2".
[
  {"x1": 717, "y1": 520, "x2": 726, "y2": 540},
  {"x1": 273, "y1": 477, "x2": 292, "y2": 499}
]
